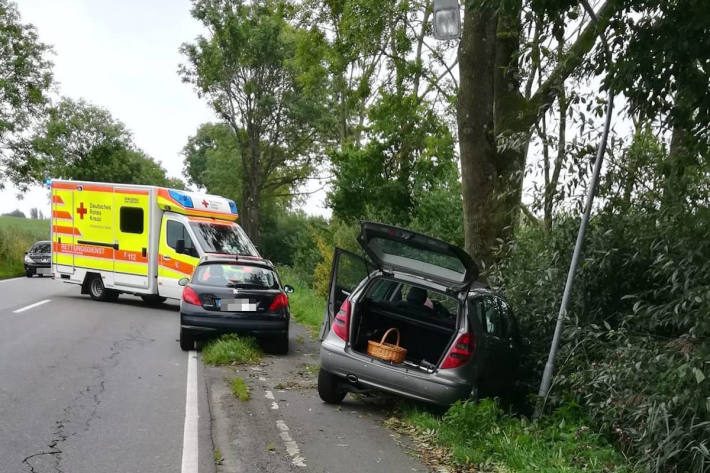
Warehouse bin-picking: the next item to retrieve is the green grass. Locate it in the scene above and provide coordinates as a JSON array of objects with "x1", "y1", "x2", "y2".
[
  {"x1": 0, "y1": 217, "x2": 50, "y2": 279},
  {"x1": 399, "y1": 399, "x2": 638, "y2": 473},
  {"x1": 278, "y1": 266, "x2": 325, "y2": 336},
  {"x1": 201, "y1": 334, "x2": 262, "y2": 365},
  {"x1": 230, "y1": 377, "x2": 250, "y2": 401}
]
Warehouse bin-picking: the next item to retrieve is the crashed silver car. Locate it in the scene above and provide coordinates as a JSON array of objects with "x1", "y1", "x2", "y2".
[{"x1": 318, "y1": 222, "x2": 520, "y2": 406}]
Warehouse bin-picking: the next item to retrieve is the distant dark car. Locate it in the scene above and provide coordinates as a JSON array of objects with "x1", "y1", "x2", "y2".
[
  {"x1": 24, "y1": 241, "x2": 51, "y2": 277},
  {"x1": 318, "y1": 222, "x2": 521, "y2": 406},
  {"x1": 179, "y1": 255, "x2": 294, "y2": 354}
]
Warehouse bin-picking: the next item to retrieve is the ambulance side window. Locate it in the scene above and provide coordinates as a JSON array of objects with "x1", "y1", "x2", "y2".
[
  {"x1": 120, "y1": 207, "x2": 144, "y2": 234},
  {"x1": 167, "y1": 221, "x2": 197, "y2": 256}
]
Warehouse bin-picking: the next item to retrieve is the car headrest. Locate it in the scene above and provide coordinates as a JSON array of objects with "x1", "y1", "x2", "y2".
[{"x1": 406, "y1": 287, "x2": 427, "y2": 304}]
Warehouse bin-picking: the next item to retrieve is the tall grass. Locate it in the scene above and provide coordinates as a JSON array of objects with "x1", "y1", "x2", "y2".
[
  {"x1": 0, "y1": 217, "x2": 51, "y2": 279},
  {"x1": 401, "y1": 399, "x2": 638, "y2": 473},
  {"x1": 201, "y1": 334, "x2": 262, "y2": 365},
  {"x1": 277, "y1": 265, "x2": 325, "y2": 336}
]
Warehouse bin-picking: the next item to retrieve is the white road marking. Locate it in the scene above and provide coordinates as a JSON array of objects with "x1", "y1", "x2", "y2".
[
  {"x1": 264, "y1": 390, "x2": 279, "y2": 409},
  {"x1": 13, "y1": 299, "x2": 51, "y2": 314},
  {"x1": 0, "y1": 277, "x2": 23, "y2": 284},
  {"x1": 276, "y1": 420, "x2": 306, "y2": 467},
  {"x1": 181, "y1": 351, "x2": 198, "y2": 473}
]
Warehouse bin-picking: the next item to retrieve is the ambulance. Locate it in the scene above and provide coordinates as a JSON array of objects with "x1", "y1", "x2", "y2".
[{"x1": 50, "y1": 179, "x2": 259, "y2": 303}]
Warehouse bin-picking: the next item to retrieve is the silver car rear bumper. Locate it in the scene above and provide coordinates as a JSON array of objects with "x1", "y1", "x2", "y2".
[{"x1": 320, "y1": 333, "x2": 471, "y2": 406}]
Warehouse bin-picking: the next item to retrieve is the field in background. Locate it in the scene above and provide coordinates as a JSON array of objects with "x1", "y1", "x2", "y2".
[{"x1": 0, "y1": 217, "x2": 51, "y2": 279}]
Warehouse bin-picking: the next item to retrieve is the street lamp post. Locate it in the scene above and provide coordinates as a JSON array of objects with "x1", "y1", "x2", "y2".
[{"x1": 432, "y1": 0, "x2": 461, "y2": 40}]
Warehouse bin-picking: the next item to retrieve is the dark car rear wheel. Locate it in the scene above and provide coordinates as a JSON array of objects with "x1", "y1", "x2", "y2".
[
  {"x1": 267, "y1": 331, "x2": 289, "y2": 355},
  {"x1": 180, "y1": 328, "x2": 195, "y2": 351},
  {"x1": 88, "y1": 275, "x2": 118, "y2": 302},
  {"x1": 318, "y1": 369, "x2": 347, "y2": 404}
]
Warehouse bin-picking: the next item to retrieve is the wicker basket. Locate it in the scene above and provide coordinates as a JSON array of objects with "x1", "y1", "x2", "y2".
[{"x1": 367, "y1": 328, "x2": 407, "y2": 363}]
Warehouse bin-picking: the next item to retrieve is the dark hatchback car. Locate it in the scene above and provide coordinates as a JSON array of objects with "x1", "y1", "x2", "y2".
[
  {"x1": 318, "y1": 222, "x2": 521, "y2": 406},
  {"x1": 24, "y1": 240, "x2": 51, "y2": 277},
  {"x1": 179, "y1": 256, "x2": 293, "y2": 354}
]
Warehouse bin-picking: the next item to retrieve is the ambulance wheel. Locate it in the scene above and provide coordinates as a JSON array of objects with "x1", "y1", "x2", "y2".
[
  {"x1": 141, "y1": 295, "x2": 167, "y2": 305},
  {"x1": 88, "y1": 276, "x2": 118, "y2": 301},
  {"x1": 180, "y1": 328, "x2": 195, "y2": 351}
]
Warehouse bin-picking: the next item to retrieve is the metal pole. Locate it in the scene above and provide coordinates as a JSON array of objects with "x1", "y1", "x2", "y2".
[{"x1": 534, "y1": 0, "x2": 614, "y2": 419}]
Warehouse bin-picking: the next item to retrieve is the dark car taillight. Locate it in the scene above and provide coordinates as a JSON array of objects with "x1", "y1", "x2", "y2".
[
  {"x1": 182, "y1": 286, "x2": 202, "y2": 306},
  {"x1": 333, "y1": 299, "x2": 351, "y2": 341},
  {"x1": 440, "y1": 332, "x2": 476, "y2": 369},
  {"x1": 268, "y1": 292, "x2": 289, "y2": 311}
]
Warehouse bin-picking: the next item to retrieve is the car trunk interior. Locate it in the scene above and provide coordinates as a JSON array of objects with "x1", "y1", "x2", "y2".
[{"x1": 350, "y1": 293, "x2": 458, "y2": 371}]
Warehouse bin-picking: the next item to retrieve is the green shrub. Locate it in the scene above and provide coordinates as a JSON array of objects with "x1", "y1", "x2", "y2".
[
  {"x1": 491, "y1": 205, "x2": 710, "y2": 472},
  {"x1": 201, "y1": 334, "x2": 262, "y2": 365}
]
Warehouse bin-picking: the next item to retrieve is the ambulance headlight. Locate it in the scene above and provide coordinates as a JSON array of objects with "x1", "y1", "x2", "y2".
[{"x1": 169, "y1": 190, "x2": 194, "y2": 208}]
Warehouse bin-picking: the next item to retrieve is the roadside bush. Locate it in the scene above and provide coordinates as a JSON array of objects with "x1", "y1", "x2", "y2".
[
  {"x1": 277, "y1": 265, "x2": 325, "y2": 336},
  {"x1": 491, "y1": 204, "x2": 710, "y2": 473}
]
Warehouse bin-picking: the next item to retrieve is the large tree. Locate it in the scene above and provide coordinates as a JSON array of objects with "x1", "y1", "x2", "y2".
[
  {"x1": 0, "y1": 0, "x2": 53, "y2": 185},
  {"x1": 456, "y1": 0, "x2": 616, "y2": 268},
  {"x1": 6, "y1": 97, "x2": 182, "y2": 189},
  {"x1": 179, "y1": 0, "x2": 330, "y2": 243}
]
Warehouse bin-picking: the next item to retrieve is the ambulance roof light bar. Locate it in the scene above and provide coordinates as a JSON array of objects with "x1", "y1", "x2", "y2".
[{"x1": 169, "y1": 189, "x2": 194, "y2": 208}]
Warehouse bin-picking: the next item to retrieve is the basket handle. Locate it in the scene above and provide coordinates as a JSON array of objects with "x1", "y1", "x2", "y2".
[{"x1": 380, "y1": 328, "x2": 400, "y2": 347}]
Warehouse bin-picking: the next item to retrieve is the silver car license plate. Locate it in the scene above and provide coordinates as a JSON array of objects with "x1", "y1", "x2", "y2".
[{"x1": 221, "y1": 298, "x2": 256, "y2": 312}]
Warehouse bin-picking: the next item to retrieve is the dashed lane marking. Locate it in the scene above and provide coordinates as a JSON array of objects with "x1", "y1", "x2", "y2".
[
  {"x1": 264, "y1": 390, "x2": 279, "y2": 410},
  {"x1": 12, "y1": 299, "x2": 51, "y2": 314},
  {"x1": 276, "y1": 420, "x2": 306, "y2": 467}
]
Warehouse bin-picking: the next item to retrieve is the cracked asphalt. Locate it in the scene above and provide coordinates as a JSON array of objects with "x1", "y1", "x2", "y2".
[{"x1": 0, "y1": 277, "x2": 213, "y2": 473}]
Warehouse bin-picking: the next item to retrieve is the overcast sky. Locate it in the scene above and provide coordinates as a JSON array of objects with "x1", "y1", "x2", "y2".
[{"x1": 2, "y1": 0, "x2": 330, "y2": 217}]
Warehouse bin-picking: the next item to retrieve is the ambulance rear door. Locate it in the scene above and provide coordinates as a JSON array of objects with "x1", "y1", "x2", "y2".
[
  {"x1": 113, "y1": 186, "x2": 151, "y2": 289},
  {"x1": 51, "y1": 184, "x2": 75, "y2": 273}
]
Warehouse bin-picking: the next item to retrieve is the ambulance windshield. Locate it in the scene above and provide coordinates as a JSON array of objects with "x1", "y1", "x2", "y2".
[{"x1": 189, "y1": 222, "x2": 259, "y2": 256}]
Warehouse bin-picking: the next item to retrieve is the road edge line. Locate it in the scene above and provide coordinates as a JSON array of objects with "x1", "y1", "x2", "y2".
[{"x1": 181, "y1": 350, "x2": 198, "y2": 473}]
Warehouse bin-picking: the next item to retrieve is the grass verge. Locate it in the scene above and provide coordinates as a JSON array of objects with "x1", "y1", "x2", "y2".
[
  {"x1": 277, "y1": 266, "x2": 325, "y2": 336},
  {"x1": 0, "y1": 217, "x2": 50, "y2": 279},
  {"x1": 396, "y1": 399, "x2": 637, "y2": 473},
  {"x1": 201, "y1": 334, "x2": 262, "y2": 365},
  {"x1": 230, "y1": 377, "x2": 250, "y2": 401}
]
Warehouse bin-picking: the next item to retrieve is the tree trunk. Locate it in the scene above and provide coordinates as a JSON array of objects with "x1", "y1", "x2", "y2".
[{"x1": 457, "y1": 6, "x2": 498, "y2": 269}]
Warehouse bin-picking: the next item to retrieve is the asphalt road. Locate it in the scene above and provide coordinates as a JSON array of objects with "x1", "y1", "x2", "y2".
[
  {"x1": 1, "y1": 276, "x2": 432, "y2": 473},
  {"x1": 0, "y1": 276, "x2": 213, "y2": 473}
]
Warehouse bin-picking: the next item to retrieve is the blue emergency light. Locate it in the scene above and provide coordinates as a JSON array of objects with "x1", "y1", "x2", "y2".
[
  {"x1": 169, "y1": 189, "x2": 194, "y2": 208},
  {"x1": 228, "y1": 200, "x2": 238, "y2": 214}
]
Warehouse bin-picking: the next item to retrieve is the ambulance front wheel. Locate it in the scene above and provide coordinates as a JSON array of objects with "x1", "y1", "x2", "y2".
[{"x1": 88, "y1": 275, "x2": 119, "y2": 302}]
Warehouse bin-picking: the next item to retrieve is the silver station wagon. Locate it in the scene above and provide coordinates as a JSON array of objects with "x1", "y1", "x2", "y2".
[{"x1": 318, "y1": 222, "x2": 520, "y2": 406}]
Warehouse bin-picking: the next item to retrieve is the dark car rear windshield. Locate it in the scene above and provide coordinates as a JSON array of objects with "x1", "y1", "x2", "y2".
[
  {"x1": 193, "y1": 264, "x2": 278, "y2": 289},
  {"x1": 189, "y1": 222, "x2": 258, "y2": 256},
  {"x1": 30, "y1": 242, "x2": 50, "y2": 253}
]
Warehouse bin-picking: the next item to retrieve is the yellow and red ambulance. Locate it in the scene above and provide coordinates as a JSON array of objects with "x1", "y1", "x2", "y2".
[{"x1": 50, "y1": 180, "x2": 259, "y2": 302}]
